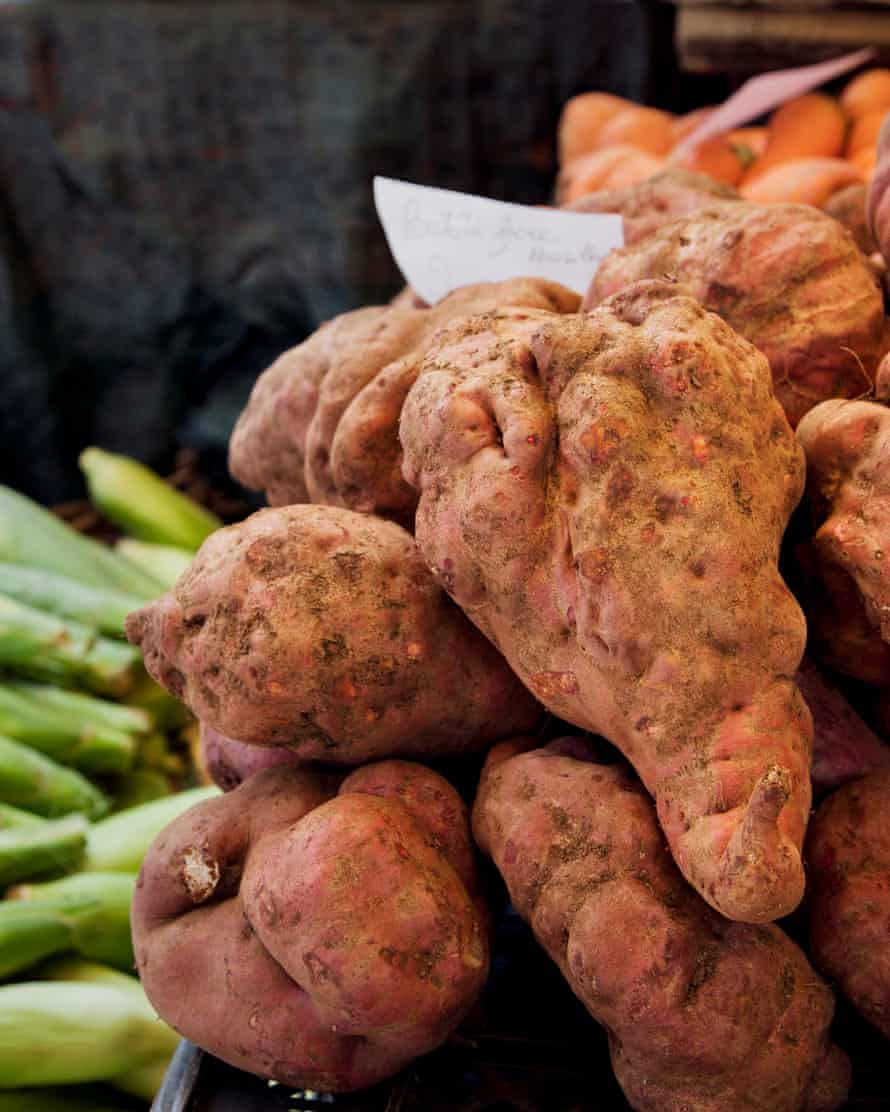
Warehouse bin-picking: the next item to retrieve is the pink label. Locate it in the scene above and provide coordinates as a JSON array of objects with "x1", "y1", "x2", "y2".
[{"x1": 676, "y1": 47, "x2": 876, "y2": 156}]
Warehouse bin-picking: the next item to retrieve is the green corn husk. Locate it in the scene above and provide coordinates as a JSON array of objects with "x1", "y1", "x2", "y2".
[
  {"x1": 111, "y1": 770, "x2": 172, "y2": 811},
  {"x1": 0, "y1": 735, "x2": 108, "y2": 821},
  {"x1": 0, "y1": 1086, "x2": 136, "y2": 1112},
  {"x1": 0, "y1": 596, "x2": 142, "y2": 697},
  {"x1": 36, "y1": 960, "x2": 179, "y2": 1102},
  {"x1": 15, "y1": 684, "x2": 153, "y2": 736},
  {"x1": 0, "y1": 980, "x2": 176, "y2": 1092},
  {"x1": 0, "y1": 804, "x2": 44, "y2": 831},
  {"x1": 0, "y1": 685, "x2": 135, "y2": 774},
  {"x1": 80, "y1": 448, "x2": 221, "y2": 552},
  {"x1": 0, "y1": 873, "x2": 136, "y2": 976},
  {"x1": 83, "y1": 785, "x2": 218, "y2": 871},
  {"x1": 0, "y1": 484, "x2": 163, "y2": 599},
  {"x1": 0, "y1": 564, "x2": 143, "y2": 638},
  {"x1": 114, "y1": 539, "x2": 193, "y2": 590},
  {"x1": 0, "y1": 815, "x2": 88, "y2": 887}
]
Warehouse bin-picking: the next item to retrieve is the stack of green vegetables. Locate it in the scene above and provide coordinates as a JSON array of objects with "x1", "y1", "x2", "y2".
[{"x1": 0, "y1": 450, "x2": 223, "y2": 1110}]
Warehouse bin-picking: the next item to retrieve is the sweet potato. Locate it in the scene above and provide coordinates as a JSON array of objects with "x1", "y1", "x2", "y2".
[
  {"x1": 556, "y1": 147, "x2": 665, "y2": 204},
  {"x1": 401, "y1": 281, "x2": 811, "y2": 923},
  {"x1": 823, "y1": 182, "x2": 877, "y2": 256},
  {"x1": 805, "y1": 770, "x2": 890, "y2": 1040},
  {"x1": 132, "y1": 760, "x2": 488, "y2": 1091},
  {"x1": 200, "y1": 723, "x2": 299, "y2": 791},
  {"x1": 866, "y1": 113, "x2": 890, "y2": 266},
  {"x1": 796, "y1": 656, "x2": 890, "y2": 796},
  {"x1": 564, "y1": 167, "x2": 739, "y2": 244},
  {"x1": 473, "y1": 738, "x2": 850, "y2": 1112},
  {"x1": 875, "y1": 350, "x2": 890, "y2": 401},
  {"x1": 794, "y1": 399, "x2": 890, "y2": 684},
  {"x1": 586, "y1": 201, "x2": 884, "y2": 427},
  {"x1": 228, "y1": 278, "x2": 579, "y2": 517},
  {"x1": 126, "y1": 505, "x2": 541, "y2": 761}
]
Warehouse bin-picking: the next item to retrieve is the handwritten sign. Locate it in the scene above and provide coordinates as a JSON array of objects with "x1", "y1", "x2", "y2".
[
  {"x1": 374, "y1": 177, "x2": 623, "y2": 304},
  {"x1": 676, "y1": 47, "x2": 875, "y2": 156}
]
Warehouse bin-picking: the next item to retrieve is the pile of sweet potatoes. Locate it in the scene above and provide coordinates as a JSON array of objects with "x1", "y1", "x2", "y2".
[{"x1": 123, "y1": 162, "x2": 890, "y2": 1111}]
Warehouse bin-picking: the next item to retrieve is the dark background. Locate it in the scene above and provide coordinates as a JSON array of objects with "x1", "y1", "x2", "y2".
[{"x1": 0, "y1": 0, "x2": 729, "y2": 504}]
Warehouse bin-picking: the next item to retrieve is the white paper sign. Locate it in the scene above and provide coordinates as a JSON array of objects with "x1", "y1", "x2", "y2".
[{"x1": 374, "y1": 176, "x2": 624, "y2": 304}]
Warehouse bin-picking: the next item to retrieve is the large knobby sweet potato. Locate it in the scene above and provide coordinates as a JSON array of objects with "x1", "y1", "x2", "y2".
[
  {"x1": 473, "y1": 739, "x2": 849, "y2": 1112},
  {"x1": 228, "y1": 279, "x2": 579, "y2": 518},
  {"x1": 585, "y1": 202, "x2": 883, "y2": 427},
  {"x1": 401, "y1": 281, "x2": 811, "y2": 923},
  {"x1": 132, "y1": 761, "x2": 489, "y2": 1091},
  {"x1": 126, "y1": 505, "x2": 541, "y2": 761}
]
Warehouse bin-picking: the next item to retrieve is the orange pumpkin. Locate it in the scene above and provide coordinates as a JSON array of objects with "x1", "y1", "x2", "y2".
[
  {"x1": 840, "y1": 68, "x2": 890, "y2": 121},
  {"x1": 595, "y1": 106, "x2": 675, "y2": 157},
  {"x1": 740, "y1": 157, "x2": 864, "y2": 207},
  {"x1": 556, "y1": 145, "x2": 662, "y2": 204},
  {"x1": 558, "y1": 92, "x2": 630, "y2": 164},
  {"x1": 742, "y1": 94, "x2": 848, "y2": 184}
]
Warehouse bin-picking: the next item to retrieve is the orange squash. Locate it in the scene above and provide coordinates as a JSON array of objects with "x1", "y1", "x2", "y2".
[
  {"x1": 556, "y1": 145, "x2": 662, "y2": 204},
  {"x1": 558, "y1": 92, "x2": 630, "y2": 164},
  {"x1": 740, "y1": 157, "x2": 864, "y2": 207},
  {"x1": 595, "y1": 106, "x2": 675, "y2": 156},
  {"x1": 840, "y1": 68, "x2": 890, "y2": 121},
  {"x1": 743, "y1": 94, "x2": 848, "y2": 184},
  {"x1": 847, "y1": 109, "x2": 889, "y2": 158}
]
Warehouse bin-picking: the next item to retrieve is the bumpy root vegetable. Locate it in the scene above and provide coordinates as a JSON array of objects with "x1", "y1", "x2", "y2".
[
  {"x1": 585, "y1": 201, "x2": 884, "y2": 427},
  {"x1": 200, "y1": 724, "x2": 299, "y2": 791},
  {"x1": 806, "y1": 770, "x2": 890, "y2": 1040},
  {"x1": 473, "y1": 739, "x2": 850, "y2": 1112},
  {"x1": 794, "y1": 399, "x2": 890, "y2": 684},
  {"x1": 796, "y1": 656, "x2": 890, "y2": 796},
  {"x1": 228, "y1": 279, "x2": 579, "y2": 518},
  {"x1": 823, "y1": 183, "x2": 878, "y2": 257},
  {"x1": 401, "y1": 281, "x2": 811, "y2": 923},
  {"x1": 565, "y1": 167, "x2": 740, "y2": 244},
  {"x1": 126, "y1": 505, "x2": 541, "y2": 761},
  {"x1": 132, "y1": 761, "x2": 489, "y2": 1092},
  {"x1": 875, "y1": 350, "x2": 890, "y2": 402}
]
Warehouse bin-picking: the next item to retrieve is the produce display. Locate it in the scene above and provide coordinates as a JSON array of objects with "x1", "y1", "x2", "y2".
[{"x1": 5, "y1": 59, "x2": 890, "y2": 1112}]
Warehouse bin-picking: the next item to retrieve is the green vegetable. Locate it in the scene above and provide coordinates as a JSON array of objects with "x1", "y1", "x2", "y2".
[
  {"x1": 0, "y1": 484, "x2": 163, "y2": 599},
  {"x1": 35, "y1": 961, "x2": 179, "y2": 1102},
  {"x1": 15, "y1": 683, "x2": 152, "y2": 736},
  {"x1": 0, "y1": 685, "x2": 135, "y2": 774},
  {"x1": 0, "y1": 564, "x2": 143, "y2": 638},
  {"x1": 0, "y1": 980, "x2": 176, "y2": 1094},
  {"x1": 84, "y1": 785, "x2": 218, "y2": 871},
  {"x1": 0, "y1": 873, "x2": 136, "y2": 977},
  {"x1": 114, "y1": 539, "x2": 193, "y2": 590},
  {"x1": 0, "y1": 804, "x2": 43, "y2": 831},
  {"x1": 0, "y1": 596, "x2": 142, "y2": 697},
  {"x1": 80, "y1": 447, "x2": 221, "y2": 551},
  {"x1": 111, "y1": 770, "x2": 172, "y2": 811},
  {"x1": 0, "y1": 815, "x2": 88, "y2": 887},
  {"x1": 0, "y1": 735, "x2": 108, "y2": 820}
]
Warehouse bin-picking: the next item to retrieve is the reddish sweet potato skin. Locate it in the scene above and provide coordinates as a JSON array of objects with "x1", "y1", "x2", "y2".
[
  {"x1": 132, "y1": 761, "x2": 488, "y2": 1092},
  {"x1": 806, "y1": 770, "x2": 890, "y2": 1040},
  {"x1": 228, "y1": 279, "x2": 579, "y2": 519},
  {"x1": 795, "y1": 399, "x2": 890, "y2": 684},
  {"x1": 565, "y1": 167, "x2": 739, "y2": 244},
  {"x1": 823, "y1": 183, "x2": 878, "y2": 257},
  {"x1": 796, "y1": 656, "x2": 890, "y2": 796},
  {"x1": 585, "y1": 202, "x2": 883, "y2": 427},
  {"x1": 200, "y1": 723, "x2": 300, "y2": 791},
  {"x1": 401, "y1": 282, "x2": 811, "y2": 923},
  {"x1": 126, "y1": 505, "x2": 541, "y2": 761},
  {"x1": 472, "y1": 739, "x2": 849, "y2": 1112}
]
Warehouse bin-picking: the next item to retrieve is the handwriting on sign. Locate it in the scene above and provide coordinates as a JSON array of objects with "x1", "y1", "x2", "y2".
[{"x1": 375, "y1": 177, "x2": 623, "y2": 304}]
